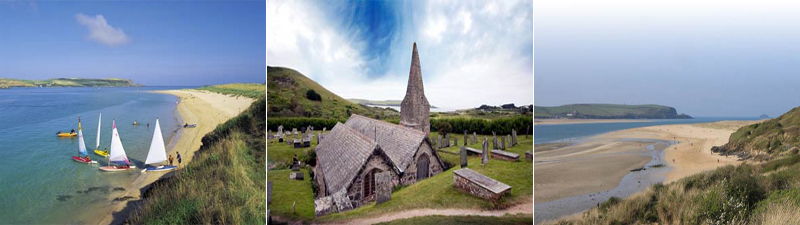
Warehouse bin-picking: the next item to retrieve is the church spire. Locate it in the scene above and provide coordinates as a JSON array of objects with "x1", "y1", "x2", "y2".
[{"x1": 400, "y1": 42, "x2": 430, "y2": 134}]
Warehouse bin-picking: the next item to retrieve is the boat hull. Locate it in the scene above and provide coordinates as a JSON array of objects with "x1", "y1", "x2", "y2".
[
  {"x1": 94, "y1": 149, "x2": 109, "y2": 157},
  {"x1": 58, "y1": 133, "x2": 77, "y2": 137},
  {"x1": 72, "y1": 156, "x2": 97, "y2": 164},
  {"x1": 99, "y1": 165, "x2": 136, "y2": 172},
  {"x1": 144, "y1": 165, "x2": 177, "y2": 172}
]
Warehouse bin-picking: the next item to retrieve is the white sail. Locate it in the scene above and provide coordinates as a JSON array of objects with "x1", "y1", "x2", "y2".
[
  {"x1": 144, "y1": 119, "x2": 167, "y2": 165},
  {"x1": 78, "y1": 118, "x2": 88, "y2": 156},
  {"x1": 96, "y1": 113, "x2": 101, "y2": 149},
  {"x1": 108, "y1": 120, "x2": 130, "y2": 165}
]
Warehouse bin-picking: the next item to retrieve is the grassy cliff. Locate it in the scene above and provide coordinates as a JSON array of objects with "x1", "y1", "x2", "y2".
[
  {"x1": 267, "y1": 66, "x2": 398, "y2": 120},
  {"x1": 126, "y1": 96, "x2": 266, "y2": 224},
  {"x1": 720, "y1": 106, "x2": 800, "y2": 158},
  {"x1": 198, "y1": 83, "x2": 265, "y2": 98},
  {"x1": 534, "y1": 104, "x2": 692, "y2": 119},
  {"x1": 0, "y1": 78, "x2": 141, "y2": 88}
]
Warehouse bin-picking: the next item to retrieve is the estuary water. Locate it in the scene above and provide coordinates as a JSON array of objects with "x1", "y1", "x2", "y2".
[
  {"x1": 534, "y1": 117, "x2": 760, "y2": 144},
  {"x1": 0, "y1": 87, "x2": 188, "y2": 223}
]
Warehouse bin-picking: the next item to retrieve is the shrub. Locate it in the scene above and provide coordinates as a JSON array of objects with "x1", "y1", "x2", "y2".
[{"x1": 306, "y1": 89, "x2": 322, "y2": 101}]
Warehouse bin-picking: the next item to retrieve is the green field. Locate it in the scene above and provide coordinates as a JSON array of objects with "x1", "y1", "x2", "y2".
[
  {"x1": 0, "y1": 78, "x2": 141, "y2": 89},
  {"x1": 267, "y1": 130, "x2": 533, "y2": 223},
  {"x1": 197, "y1": 83, "x2": 265, "y2": 98},
  {"x1": 534, "y1": 104, "x2": 692, "y2": 119}
]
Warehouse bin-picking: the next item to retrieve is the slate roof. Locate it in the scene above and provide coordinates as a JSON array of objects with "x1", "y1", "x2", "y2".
[
  {"x1": 345, "y1": 114, "x2": 434, "y2": 173},
  {"x1": 315, "y1": 122, "x2": 379, "y2": 194}
]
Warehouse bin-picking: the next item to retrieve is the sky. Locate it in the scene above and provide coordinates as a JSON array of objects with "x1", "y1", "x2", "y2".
[
  {"x1": 0, "y1": 1, "x2": 265, "y2": 86},
  {"x1": 267, "y1": 0, "x2": 533, "y2": 110},
  {"x1": 536, "y1": 0, "x2": 800, "y2": 117}
]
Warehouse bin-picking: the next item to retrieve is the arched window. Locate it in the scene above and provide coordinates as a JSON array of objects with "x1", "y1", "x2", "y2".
[
  {"x1": 416, "y1": 153, "x2": 430, "y2": 181},
  {"x1": 363, "y1": 169, "x2": 379, "y2": 199}
]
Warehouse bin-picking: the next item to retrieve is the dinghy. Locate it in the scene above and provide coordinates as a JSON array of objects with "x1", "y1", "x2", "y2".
[
  {"x1": 72, "y1": 117, "x2": 97, "y2": 164},
  {"x1": 57, "y1": 132, "x2": 77, "y2": 137},
  {"x1": 99, "y1": 120, "x2": 136, "y2": 171},
  {"x1": 142, "y1": 119, "x2": 177, "y2": 172},
  {"x1": 93, "y1": 113, "x2": 108, "y2": 157}
]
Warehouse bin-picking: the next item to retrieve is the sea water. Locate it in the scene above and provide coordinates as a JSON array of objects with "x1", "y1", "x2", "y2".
[
  {"x1": 0, "y1": 87, "x2": 189, "y2": 223},
  {"x1": 534, "y1": 117, "x2": 760, "y2": 144}
]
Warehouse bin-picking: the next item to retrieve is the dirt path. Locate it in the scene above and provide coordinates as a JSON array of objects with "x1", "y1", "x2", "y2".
[{"x1": 319, "y1": 201, "x2": 532, "y2": 225}]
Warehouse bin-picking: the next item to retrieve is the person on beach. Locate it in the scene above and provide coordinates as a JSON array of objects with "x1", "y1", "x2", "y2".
[
  {"x1": 177, "y1": 152, "x2": 182, "y2": 168},
  {"x1": 169, "y1": 154, "x2": 174, "y2": 166}
]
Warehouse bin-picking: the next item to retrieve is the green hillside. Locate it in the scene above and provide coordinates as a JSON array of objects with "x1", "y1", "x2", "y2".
[
  {"x1": 267, "y1": 66, "x2": 398, "y2": 120},
  {"x1": 718, "y1": 106, "x2": 800, "y2": 158},
  {"x1": 0, "y1": 78, "x2": 141, "y2": 89},
  {"x1": 348, "y1": 98, "x2": 403, "y2": 106},
  {"x1": 198, "y1": 83, "x2": 265, "y2": 98},
  {"x1": 534, "y1": 104, "x2": 692, "y2": 119}
]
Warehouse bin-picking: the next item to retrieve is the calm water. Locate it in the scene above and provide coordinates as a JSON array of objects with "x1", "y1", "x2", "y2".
[
  {"x1": 0, "y1": 87, "x2": 188, "y2": 223},
  {"x1": 534, "y1": 117, "x2": 761, "y2": 144}
]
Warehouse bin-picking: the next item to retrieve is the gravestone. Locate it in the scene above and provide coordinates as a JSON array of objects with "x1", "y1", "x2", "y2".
[
  {"x1": 268, "y1": 181, "x2": 273, "y2": 204},
  {"x1": 492, "y1": 135, "x2": 498, "y2": 150},
  {"x1": 525, "y1": 151, "x2": 533, "y2": 162},
  {"x1": 268, "y1": 129, "x2": 273, "y2": 139},
  {"x1": 278, "y1": 125, "x2": 284, "y2": 136},
  {"x1": 464, "y1": 130, "x2": 468, "y2": 146},
  {"x1": 500, "y1": 136, "x2": 506, "y2": 150},
  {"x1": 293, "y1": 128, "x2": 298, "y2": 135},
  {"x1": 507, "y1": 134, "x2": 512, "y2": 148},
  {"x1": 289, "y1": 171, "x2": 304, "y2": 180},
  {"x1": 445, "y1": 134, "x2": 450, "y2": 147},
  {"x1": 460, "y1": 146, "x2": 468, "y2": 168},
  {"x1": 291, "y1": 164, "x2": 301, "y2": 171},
  {"x1": 526, "y1": 125, "x2": 530, "y2": 138},
  {"x1": 437, "y1": 135, "x2": 443, "y2": 150},
  {"x1": 473, "y1": 132, "x2": 478, "y2": 143},
  {"x1": 454, "y1": 138, "x2": 458, "y2": 147},
  {"x1": 375, "y1": 172, "x2": 392, "y2": 204},
  {"x1": 482, "y1": 137, "x2": 489, "y2": 165},
  {"x1": 316, "y1": 132, "x2": 320, "y2": 145}
]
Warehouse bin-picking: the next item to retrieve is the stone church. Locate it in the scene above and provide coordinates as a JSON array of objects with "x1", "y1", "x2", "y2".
[{"x1": 314, "y1": 43, "x2": 444, "y2": 216}]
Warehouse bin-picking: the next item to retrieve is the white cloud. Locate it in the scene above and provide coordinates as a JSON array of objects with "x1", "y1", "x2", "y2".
[
  {"x1": 75, "y1": 13, "x2": 130, "y2": 46},
  {"x1": 267, "y1": 0, "x2": 532, "y2": 110}
]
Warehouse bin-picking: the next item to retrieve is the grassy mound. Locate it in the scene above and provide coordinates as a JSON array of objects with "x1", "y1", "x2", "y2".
[{"x1": 126, "y1": 97, "x2": 266, "y2": 224}]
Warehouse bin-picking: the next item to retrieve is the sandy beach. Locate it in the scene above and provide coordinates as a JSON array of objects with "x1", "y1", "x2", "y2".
[
  {"x1": 535, "y1": 120, "x2": 760, "y2": 205},
  {"x1": 534, "y1": 119, "x2": 653, "y2": 125},
  {"x1": 96, "y1": 89, "x2": 254, "y2": 224}
]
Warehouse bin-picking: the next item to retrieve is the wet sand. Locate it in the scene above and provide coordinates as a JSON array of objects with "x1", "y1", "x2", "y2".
[
  {"x1": 534, "y1": 120, "x2": 760, "y2": 223},
  {"x1": 95, "y1": 89, "x2": 254, "y2": 224}
]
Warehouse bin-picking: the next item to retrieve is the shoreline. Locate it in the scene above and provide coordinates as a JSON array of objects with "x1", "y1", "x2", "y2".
[
  {"x1": 96, "y1": 89, "x2": 254, "y2": 224},
  {"x1": 534, "y1": 119, "x2": 654, "y2": 125},
  {"x1": 534, "y1": 120, "x2": 759, "y2": 223}
]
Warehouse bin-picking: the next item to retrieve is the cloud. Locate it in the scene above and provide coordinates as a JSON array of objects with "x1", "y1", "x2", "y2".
[
  {"x1": 75, "y1": 13, "x2": 130, "y2": 46},
  {"x1": 267, "y1": 0, "x2": 532, "y2": 109}
]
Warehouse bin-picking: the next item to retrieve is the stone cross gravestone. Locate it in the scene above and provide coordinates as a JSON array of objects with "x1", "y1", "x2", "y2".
[
  {"x1": 278, "y1": 125, "x2": 284, "y2": 136},
  {"x1": 482, "y1": 137, "x2": 489, "y2": 165},
  {"x1": 460, "y1": 146, "x2": 468, "y2": 168},
  {"x1": 376, "y1": 172, "x2": 392, "y2": 204}
]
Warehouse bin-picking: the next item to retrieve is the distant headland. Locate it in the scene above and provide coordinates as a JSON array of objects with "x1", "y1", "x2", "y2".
[
  {"x1": 534, "y1": 103, "x2": 692, "y2": 119},
  {"x1": 0, "y1": 78, "x2": 142, "y2": 89}
]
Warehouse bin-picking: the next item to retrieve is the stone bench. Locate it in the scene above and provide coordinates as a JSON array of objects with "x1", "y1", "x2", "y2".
[
  {"x1": 490, "y1": 150, "x2": 520, "y2": 162},
  {"x1": 464, "y1": 147, "x2": 483, "y2": 155},
  {"x1": 453, "y1": 168, "x2": 511, "y2": 201}
]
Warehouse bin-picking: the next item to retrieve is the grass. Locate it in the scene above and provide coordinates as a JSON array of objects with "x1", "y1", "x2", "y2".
[
  {"x1": 266, "y1": 131, "x2": 324, "y2": 169},
  {"x1": 268, "y1": 169, "x2": 316, "y2": 221},
  {"x1": 374, "y1": 214, "x2": 533, "y2": 225},
  {"x1": 127, "y1": 97, "x2": 266, "y2": 224},
  {"x1": 198, "y1": 83, "x2": 266, "y2": 98}
]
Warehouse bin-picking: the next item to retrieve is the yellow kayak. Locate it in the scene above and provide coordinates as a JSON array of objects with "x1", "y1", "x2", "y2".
[
  {"x1": 94, "y1": 149, "x2": 109, "y2": 157},
  {"x1": 57, "y1": 133, "x2": 77, "y2": 137}
]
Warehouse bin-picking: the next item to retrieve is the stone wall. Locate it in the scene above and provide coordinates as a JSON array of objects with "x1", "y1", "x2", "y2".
[
  {"x1": 453, "y1": 171, "x2": 510, "y2": 201},
  {"x1": 345, "y1": 151, "x2": 399, "y2": 207}
]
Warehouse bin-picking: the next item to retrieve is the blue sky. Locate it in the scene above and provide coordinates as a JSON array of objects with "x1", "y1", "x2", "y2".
[
  {"x1": 268, "y1": 0, "x2": 533, "y2": 109},
  {"x1": 536, "y1": 0, "x2": 800, "y2": 117},
  {"x1": 0, "y1": 1, "x2": 265, "y2": 86}
]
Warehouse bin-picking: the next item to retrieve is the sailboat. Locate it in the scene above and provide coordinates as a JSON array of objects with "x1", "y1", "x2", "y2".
[
  {"x1": 72, "y1": 117, "x2": 97, "y2": 164},
  {"x1": 142, "y1": 119, "x2": 177, "y2": 172},
  {"x1": 94, "y1": 113, "x2": 109, "y2": 157},
  {"x1": 99, "y1": 120, "x2": 136, "y2": 171}
]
